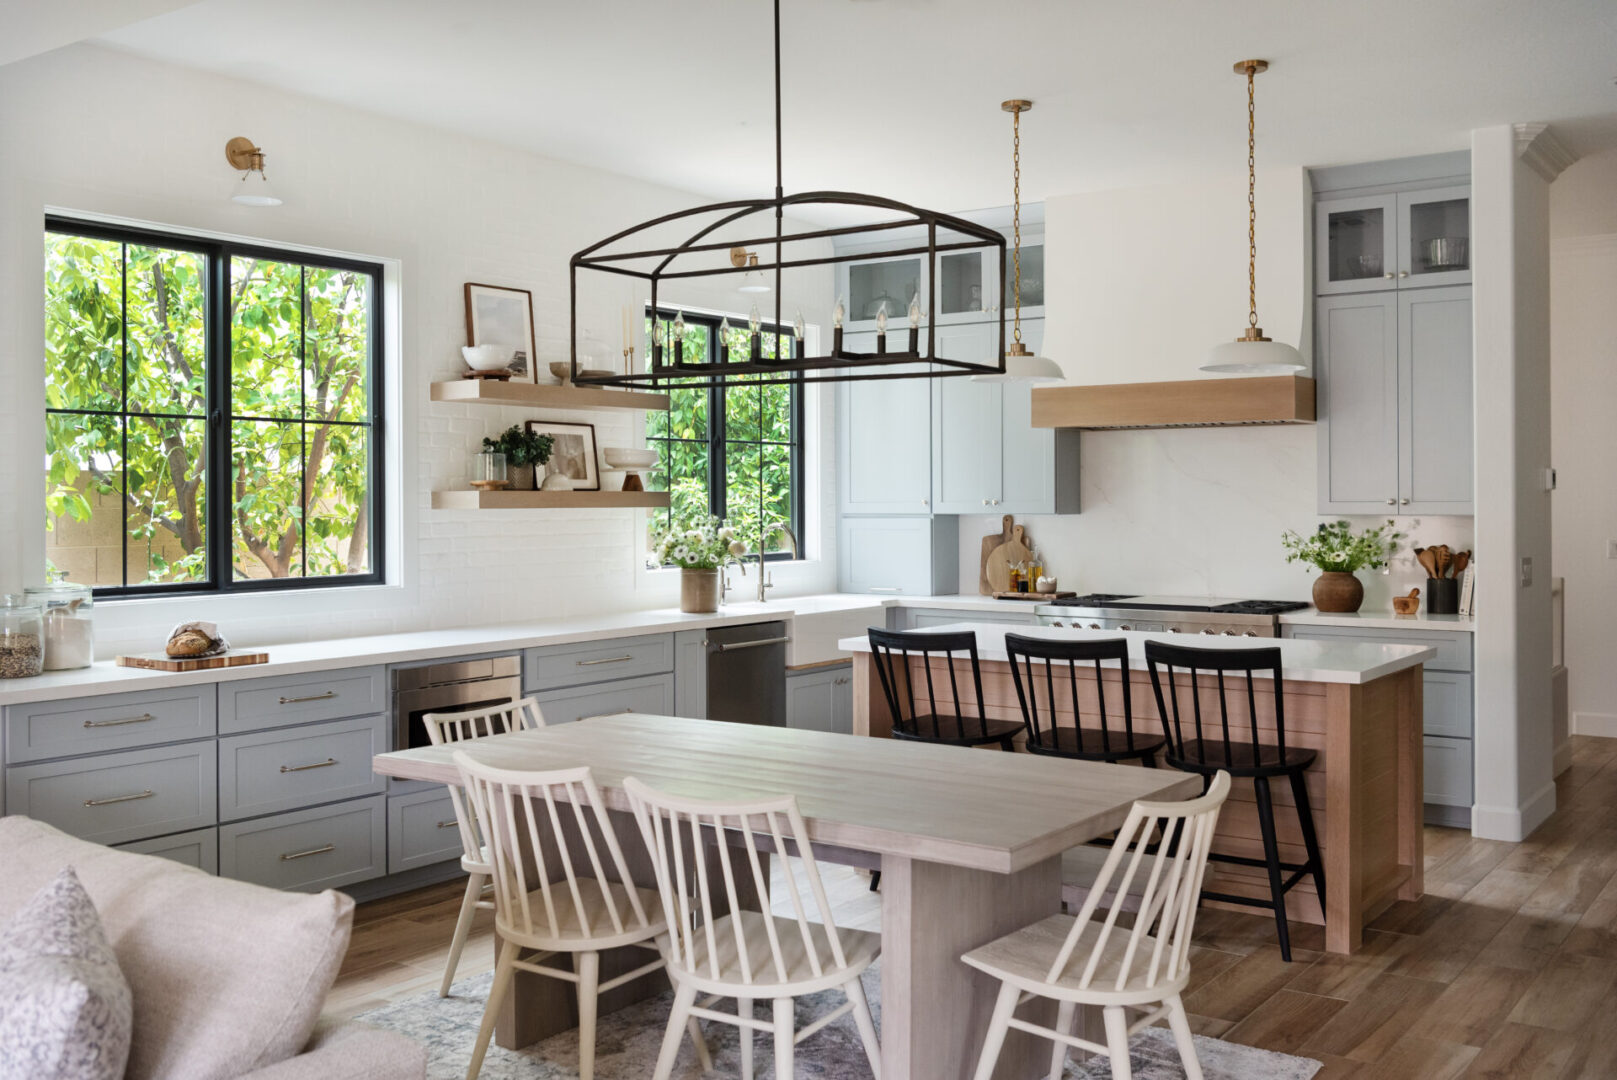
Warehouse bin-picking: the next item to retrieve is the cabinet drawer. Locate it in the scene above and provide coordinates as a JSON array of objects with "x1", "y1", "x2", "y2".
[
  {"x1": 218, "y1": 666, "x2": 386, "y2": 734},
  {"x1": 218, "y1": 714, "x2": 388, "y2": 822},
  {"x1": 1422, "y1": 670, "x2": 1474, "y2": 739},
  {"x1": 116, "y1": 827, "x2": 218, "y2": 874},
  {"x1": 219, "y1": 796, "x2": 386, "y2": 892},
  {"x1": 1283, "y1": 625, "x2": 1472, "y2": 671},
  {"x1": 530, "y1": 673, "x2": 675, "y2": 725},
  {"x1": 524, "y1": 635, "x2": 673, "y2": 692},
  {"x1": 1424, "y1": 736, "x2": 1473, "y2": 807},
  {"x1": 387, "y1": 789, "x2": 464, "y2": 874},
  {"x1": 7, "y1": 742, "x2": 216, "y2": 846},
  {"x1": 5, "y1": 687, "x2": 216, "y2": 764}
]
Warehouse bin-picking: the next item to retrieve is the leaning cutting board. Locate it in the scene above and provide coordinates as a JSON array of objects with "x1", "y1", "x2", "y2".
[
  {"x1": 979, "y1": 515, "x2": 1017, "y2": 595},
  {"x1": 116, "y1": 650, "x2": 269, "y2": 672},
  {"x1": 985, "y1": 524, "x2": 1032, "y2": 594}
]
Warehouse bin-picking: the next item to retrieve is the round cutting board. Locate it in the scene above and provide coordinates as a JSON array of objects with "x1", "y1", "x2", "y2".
[{"x1": 985, "y1": 525, "x2": 1031, "y2": 592}]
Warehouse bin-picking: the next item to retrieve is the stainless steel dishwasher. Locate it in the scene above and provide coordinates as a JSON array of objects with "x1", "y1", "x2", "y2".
[{"x1": 704, "y1": 621, "x2": 787, "y2": 726}]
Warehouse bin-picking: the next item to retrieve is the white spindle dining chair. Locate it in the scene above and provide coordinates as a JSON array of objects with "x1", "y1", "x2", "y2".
[
  {"x1": 962, "y1": 771, "x2": 1231, "y2": 1080},
  {"x1": 421, "y1": 697, "x2": 546, "y2": 999},
  {"x1": 452, "y1": 752, "x2": 709, "y2": 1080},
  {"x1": 624, "y1": 776, "x2": 883, "y2": 1080}
]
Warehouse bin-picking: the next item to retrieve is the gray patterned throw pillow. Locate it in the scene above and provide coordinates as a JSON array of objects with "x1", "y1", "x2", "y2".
[{"x1": 0, "y1": 866, "x2": 133, "y2": 1080}]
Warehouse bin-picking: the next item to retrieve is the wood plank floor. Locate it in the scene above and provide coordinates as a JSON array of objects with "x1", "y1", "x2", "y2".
[{"x1": 329, "y1": 736, "x2": 1617, "y2": 1079}]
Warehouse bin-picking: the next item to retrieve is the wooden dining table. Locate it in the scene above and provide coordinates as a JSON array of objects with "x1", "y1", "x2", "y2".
[{"x1": 371, "y1": 713, "x2": 1198, "y2": 1080}]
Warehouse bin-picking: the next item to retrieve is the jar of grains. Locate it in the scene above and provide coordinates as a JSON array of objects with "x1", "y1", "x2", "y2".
[
  {"x1": 0, "y1": 595, "x2": 45, "y2": 679},
  {"x1": 24, "y1": 575, "x2": 94, "y2": 670}
]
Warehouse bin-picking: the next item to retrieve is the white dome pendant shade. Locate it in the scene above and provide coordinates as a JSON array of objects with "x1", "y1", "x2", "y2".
[
  {"x1": 1200, "y1": 60, "x2": 1304, "y2": 376},
  {"x1": 974, "y1": 99, "x2": 1063, "y2": 384}
]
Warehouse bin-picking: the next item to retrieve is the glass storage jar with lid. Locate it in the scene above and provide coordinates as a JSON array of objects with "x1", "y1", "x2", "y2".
[
  {"x1": 0, "y1": 595, "x2": 45, "y2": 679},
  {"x1": 24, "y1": 573, "x2": 94, "y2": 670}
]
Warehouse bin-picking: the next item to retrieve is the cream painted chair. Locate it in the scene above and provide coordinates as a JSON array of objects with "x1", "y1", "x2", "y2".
[
  {"x1": 962, "y1": 771, "x2": 1231, "y2": 1080},
  {"x1": 625, "y1": 776, "x2": 883, "y2": 1080},
  {"x1": 453, "y1": 752, "x2": 709, "y2": 1080},
  {"x1": 422, "y1": 697, "x2": 546, "y2": 999}
]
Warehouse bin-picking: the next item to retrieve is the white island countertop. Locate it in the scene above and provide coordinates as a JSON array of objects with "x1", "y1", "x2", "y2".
[{"x1": 840, "y1": 621, "x2": 1436, "y2": 685}]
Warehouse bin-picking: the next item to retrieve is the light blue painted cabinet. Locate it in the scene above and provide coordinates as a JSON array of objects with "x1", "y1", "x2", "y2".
[
  {"x1": 837, "y1": 516, "x2": 958, "y2": 595},
  {"x1": 785, "y1": 664, "x2": 853, "y2": 734},
  {"x1": 837, "y1": 333, "x2": 932, "y2": 515},
  {"x1": 1400, "y1": 286, "x2": 1474, "y2": 514}
]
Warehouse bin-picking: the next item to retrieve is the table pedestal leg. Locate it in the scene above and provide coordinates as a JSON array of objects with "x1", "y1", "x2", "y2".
[{"x1": 880, "y1": 852, "x2": 1062, "y2": 1080}]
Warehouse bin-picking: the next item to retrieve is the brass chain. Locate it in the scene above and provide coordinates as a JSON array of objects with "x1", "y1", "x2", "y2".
[
  {"x1": 1247, "y1": 65, "x2": 1258, "y2": 329},
  {"x1": 1012, "y1": 105, "x2": 1023, "y2": 345}
]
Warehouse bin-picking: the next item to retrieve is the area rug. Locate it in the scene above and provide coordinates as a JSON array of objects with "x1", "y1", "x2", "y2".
[{"x1": 354, "y1": 965, "x2": 1321, "y2": 1080}]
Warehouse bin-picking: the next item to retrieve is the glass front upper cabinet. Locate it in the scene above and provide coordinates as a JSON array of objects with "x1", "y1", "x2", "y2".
[
  {"x1": 1399, "y1": 185, "x2": 1471, "y2": 287},
  {"x1": 1316, "y1": 187, "x2": 1469, "y2": 295},
  {"x1": 845, "y1": 255, "x2": 924, "y2": 332}
]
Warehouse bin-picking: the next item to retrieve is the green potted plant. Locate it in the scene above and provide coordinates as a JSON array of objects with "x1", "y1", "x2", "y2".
[
  {"x1": 650, "y1": 513, "x2": 744, "y2": 613},
  {"x1": 1281, "y1": 519, "x2": 1405, "y2": 613},
  {"x1": 482, "y1": 425, "x2": 553, "y2": 490}
]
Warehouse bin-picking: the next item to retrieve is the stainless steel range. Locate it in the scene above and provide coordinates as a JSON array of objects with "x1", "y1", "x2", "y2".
[{"x1": 1032, "y1": 594, "x2": 1309, "y2": 638}]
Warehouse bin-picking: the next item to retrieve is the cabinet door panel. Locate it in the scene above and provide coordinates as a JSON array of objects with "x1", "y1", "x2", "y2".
[
  {"x1": 931, "y1": 323, "x2": 1002, "y2": 514},
  {"x1": 1317, "y1": 293, "x2": 1400, "y2": 513},
  {"x1": 999, "y1": 320, "x2": 1057, "y2": 514},
  {"x1": 1398, "y1": 186, "x2": 1471, "y2": 288},
  {"x1": 1316, "y1": 194, "x2": 1399, "y2": 296},
  {"x1": 1400, "y1": 287, "x2": 1473, "y2": 514},
  {"x1": 837, "y1": 516, "x2": 957, "y2": 595},
  {"x1": 838, "y1": 335, "x2": 931, "y2": 513}
]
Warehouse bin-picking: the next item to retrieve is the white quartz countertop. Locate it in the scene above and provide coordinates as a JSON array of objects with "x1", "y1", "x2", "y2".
[
  {"x1": 838, "y1": 622, "x2": 1436, "y2": 685},
  {"x1": 1278, "y1": 608, "x2": 1476, "y2": 632}
]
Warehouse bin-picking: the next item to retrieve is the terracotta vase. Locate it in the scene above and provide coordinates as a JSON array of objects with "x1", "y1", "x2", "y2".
[
  {"x1": 1312, "y1": 571, "x2": 1364, "y2": 613},
  {"x1": 680, "y1": 569, "x2": 720, "y2": 614}
]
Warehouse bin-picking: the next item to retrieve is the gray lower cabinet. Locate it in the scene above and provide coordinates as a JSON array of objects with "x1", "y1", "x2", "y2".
[
  {"x1": 1423, "y1": 736, "x2": 1474, "y2": 808},
  {"x1": 218, "y1": 666, "x2": 387, "y2": 734},
  {"x1": 4, "y1": 686, "x2": 216, "y2": 764},
  {"x1": 386, "y1": 788, "x2": 463, "y2": 874},
  {"x1": 116, "y1": 827, "x2": 219, "y2": 874},
  {"x1": 530, "y1": 673, "x2": 675, "y2": 725},
  {"x1": 218, "y1": 714, "x2": 389, "y2": 822},
  {"x1": 837, "y1": 516, "x2": 959, "y2": 596},
  {"x1": 785, "y1": 665, "x2": 853, "y2": 735},
  {"x1": 524, "y1": 635, "x2": 674, "y2": 692},
  {"x1": 6, "y1": 741, "x2": 217, "y2": 846},
  {"x1": 897, "y1": 607, "x2": 1040, "y2": 630},
  {"x1": 220, "y1": 795, "x2": 387, "y2": 892},
  {"x1": 673, "y1": 629, "x2": 707, "y2": 718}
]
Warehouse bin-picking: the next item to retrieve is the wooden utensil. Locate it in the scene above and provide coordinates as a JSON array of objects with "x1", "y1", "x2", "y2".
[
  {"x1": 979, "y1": 515, "x2": 1016, "y2": 595},
  {"x1": 1414, "y1": 547, "x2": 1438, "y2": 578},
  {"x1": 1433, "y1": 545, "x2": 1452, "y2": 578},
  {"x1": 1452, "y1": 550, "x2": 1470, "y2": 576}
]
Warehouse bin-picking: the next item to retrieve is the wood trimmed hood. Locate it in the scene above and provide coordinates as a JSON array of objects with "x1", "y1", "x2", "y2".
[{"x1": 1031, "y1": 375, "x2": 1315, "y2": 430}]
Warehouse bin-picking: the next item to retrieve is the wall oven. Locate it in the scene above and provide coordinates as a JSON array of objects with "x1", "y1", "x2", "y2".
[{"x1": 392, "y1": 656, "x2": 523, "y2": 751}]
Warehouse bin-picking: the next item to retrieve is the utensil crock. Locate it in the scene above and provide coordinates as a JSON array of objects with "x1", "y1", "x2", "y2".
[{"x1": 1425, "y1": 578, "x2": 1460, "y2": 615}]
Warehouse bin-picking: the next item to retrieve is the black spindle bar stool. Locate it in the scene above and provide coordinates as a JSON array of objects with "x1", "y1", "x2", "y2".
[
  {"x1": 1144, "y1": 640, "x2": 1326, "y2": 962},
  {"x1": 1003, "y1": 633, "x2": 1165, "y2": 766},
  {"x1": 866, "y1": 628, "x2": 1022, "y2": 751}
]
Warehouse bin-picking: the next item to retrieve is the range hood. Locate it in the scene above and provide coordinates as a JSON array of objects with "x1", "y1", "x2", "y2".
[{"x1": 1031, "y1": 375, "x2": 1315, "y2": 431}]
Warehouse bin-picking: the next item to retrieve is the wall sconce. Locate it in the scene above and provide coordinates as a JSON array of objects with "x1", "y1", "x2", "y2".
[
  {"x1": 731, "y1": 246, "x2": 771, "y2": 293},
  {"x1": 226, "y1": 136, "x2": 282, "y2": 206}
]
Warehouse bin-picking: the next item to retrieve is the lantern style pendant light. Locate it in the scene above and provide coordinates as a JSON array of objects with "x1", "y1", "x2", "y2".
[
  {"x1": 974, "y1": 99, "x2": 1063, "y2": 384},
  {"x1": 1202, "y1": 60, "x2": 1305, "y2": 374}
]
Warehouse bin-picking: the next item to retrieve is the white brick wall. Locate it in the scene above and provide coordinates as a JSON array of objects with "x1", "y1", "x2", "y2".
[{"x1": 0, "y1": 44, "x2": 838, "y2": 655}]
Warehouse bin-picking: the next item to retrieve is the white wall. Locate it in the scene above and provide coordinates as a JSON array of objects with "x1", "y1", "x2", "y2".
[
  {"x1": 1549, "y1": 148, "x2": 1617, "y2": 737},
  {"x1": 0, "y1": 44, "x2": 837, "y2": 655},
  {"x1": 959, "y1": 169, "x2": 1472, "y2": 607}
]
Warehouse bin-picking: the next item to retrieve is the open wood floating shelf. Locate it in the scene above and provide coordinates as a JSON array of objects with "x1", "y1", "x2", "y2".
[
  {"x1": 430, "y1": 490, "x2": 672, "y2": 510},
  {"x1": 429, "y1": 380, "x2": 670, "y2": 412},
  {"x1": 1031, "y1": 375, "x2": 1316, "y2": 430}
]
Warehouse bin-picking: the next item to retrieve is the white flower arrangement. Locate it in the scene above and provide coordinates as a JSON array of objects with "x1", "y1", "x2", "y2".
[{"x1": 650, "y1": 514, "x2": 744, "y2": 570}]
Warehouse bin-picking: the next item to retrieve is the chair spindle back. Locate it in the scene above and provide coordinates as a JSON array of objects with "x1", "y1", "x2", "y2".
[
  {"x1": 1144, "y1": 642, "x2": 1288, "y2": 769},
  {"x1": 1003, "y1": 634, "x2": 1138, "y2": 754},
  {"x1": 866, "y1": 627, "x2": 989, "y2": 741},
  {"x1": 422, "y1": 697, "x2": 545, "y2": 865}
]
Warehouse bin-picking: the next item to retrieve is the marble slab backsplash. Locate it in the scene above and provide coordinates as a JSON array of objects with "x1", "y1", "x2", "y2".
[{"x1": 959, "y1": 424, "x2": 1476, "y2": 615}]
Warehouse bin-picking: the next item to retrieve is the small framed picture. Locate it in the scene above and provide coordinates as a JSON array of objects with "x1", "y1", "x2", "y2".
[
  {"x1": 526, "y1": 420, "x2": 599, "y2": 491},
  {"x1": 464, "y1": 282, "x2": 537, "y2": 384}
]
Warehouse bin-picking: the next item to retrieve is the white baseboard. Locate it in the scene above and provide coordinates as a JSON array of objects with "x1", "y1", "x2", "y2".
[
  {"x1": 1572, "y1": 712, "x2": 1617, "y2": 738},
  {"x1": 1472, "y1": 780, "x2": 1559, "y2": 842}
]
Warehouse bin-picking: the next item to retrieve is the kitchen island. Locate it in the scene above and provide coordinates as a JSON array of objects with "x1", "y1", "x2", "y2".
[{"x1": 842, "y1": 623, "x2": 1436, "y2": 955}]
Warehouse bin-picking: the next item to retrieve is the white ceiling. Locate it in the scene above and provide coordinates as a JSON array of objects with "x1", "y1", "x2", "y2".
[
  {"x1": 94, "y1": 0, "x2": 1617, "y2": 214},
  {"x1": 0, "y1": 0, "x2": 200, "y2": 67}
]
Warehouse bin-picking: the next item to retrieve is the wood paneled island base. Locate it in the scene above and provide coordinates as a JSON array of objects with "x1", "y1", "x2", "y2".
[{"x1": 847, "y1": 625, "x2": 1431, "y2": 955}]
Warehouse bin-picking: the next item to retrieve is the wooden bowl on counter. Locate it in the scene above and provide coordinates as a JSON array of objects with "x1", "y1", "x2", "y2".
[{"x1": 1392, "y1": 589, "x2": 1421, "y2": 615}]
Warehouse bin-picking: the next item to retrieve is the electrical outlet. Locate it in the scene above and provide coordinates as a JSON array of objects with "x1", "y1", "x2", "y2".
[
  {"x1": 1521, "y1": 556, "x2": 1533, "y2": 588},
  {"x1": 1608, "y1": 540, "x2": 1617, "y2": 560}
]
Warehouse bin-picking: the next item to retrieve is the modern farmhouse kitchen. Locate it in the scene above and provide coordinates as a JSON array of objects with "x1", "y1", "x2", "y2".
[{"x1": 1, "y1": 3, "x2": 1613, "y2": 1079}]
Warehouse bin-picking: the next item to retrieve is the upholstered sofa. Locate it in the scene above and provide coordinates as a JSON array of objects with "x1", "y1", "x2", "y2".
[{"x1": 0, "y1": 816, "x2": 425, "y2": 1080}]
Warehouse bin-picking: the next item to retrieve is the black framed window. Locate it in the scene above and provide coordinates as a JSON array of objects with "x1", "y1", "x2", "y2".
[
  {"x1": 645, "y1": 309, "x2": 803, "y2": 559},
  {"x1": 43, "y1": 217, "x2": 384, "y2": 597}
]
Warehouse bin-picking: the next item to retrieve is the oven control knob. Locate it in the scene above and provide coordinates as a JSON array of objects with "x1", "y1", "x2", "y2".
[
  {"x1": 1200, "y1": 628, "x2": 1216, "y2": 635},
  {"x1": 1088, "y1": 623, "x2": 1101, "y2": 630},
  {"x1": 1118, "y1": 624, "x2": 1132, "y2": 631},
  {"x1": 1052, "y1": 620, "x2": 1066, "y2": 627},
  {"x1": 1166, "y1": 627, "x2": 1181, "y2": 633},
  {"x1": 1221, "y1": 629, "x2": 1237, "y2": 636},
  {"x1": 1243, "y1": 630, "x2": 1258, "y2": 637}
]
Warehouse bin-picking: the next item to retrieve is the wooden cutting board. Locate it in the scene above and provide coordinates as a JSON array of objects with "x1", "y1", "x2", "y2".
[
  {"x1": 116, "y1": 650, "x2": 269, "y2": 672},
  {"x1": 980, "y1": 515, "x2": 1016, "y2": 594},
  {"x1": 985, "y1": 525, "x2": 1032, "y2": 594}
]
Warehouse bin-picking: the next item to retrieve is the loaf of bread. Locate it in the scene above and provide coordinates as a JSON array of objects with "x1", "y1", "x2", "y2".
[{"x1": 165, "y1": 630, "x2": 216, "y2": 658}]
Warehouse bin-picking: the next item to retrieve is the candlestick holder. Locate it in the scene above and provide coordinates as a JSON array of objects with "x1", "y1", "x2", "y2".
[
  {"x1": 876, "y1": 331, "x2": 887, "y2": 356},
  {"x1": 832, "y1": 325, "x2": 843, "y2": 357},
  {"x1": 908, "y1": 327, "x2": 919, "y2": 354}
]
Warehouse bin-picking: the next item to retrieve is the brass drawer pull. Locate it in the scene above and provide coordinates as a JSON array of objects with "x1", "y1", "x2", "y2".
[
  {"x1": 280, "y1": 758, "x2": 338, "y2": 774},
  {"x1": 577, "y1": 655, "x2": 634, "y2": 667},
  {"x1": 280, "y1": 843, "x2": 335, "y2": 861},
  {"x1": 84, "y1": 789, "x2": 154, "y2": 807},
  {"x1": 278, "y1": 691, "x2": 338, "y2": 705},
  {"x1": 83, "y1": 713, "x2": 156, "y2": 729},
  {"x1": 436, "y1": 820, "x2": 458, "y2": 829}
]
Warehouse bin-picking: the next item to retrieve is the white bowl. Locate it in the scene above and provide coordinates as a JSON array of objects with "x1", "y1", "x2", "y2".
[
  {"x1": 602, "y1": 447, "x2": 658, "y2": 469},
  {"x1": 462, "y1": 344, "x2": 513, "y2": 371}
]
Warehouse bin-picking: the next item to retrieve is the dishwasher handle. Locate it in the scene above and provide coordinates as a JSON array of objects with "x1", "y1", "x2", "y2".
[{"x1": 703, "y1": 636, "x2": 790, "y2": 653}]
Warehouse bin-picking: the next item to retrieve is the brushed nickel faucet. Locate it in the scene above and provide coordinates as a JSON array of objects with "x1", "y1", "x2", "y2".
[{"x1": 733, "y1": 522, "x2": 798, "y2": 602}]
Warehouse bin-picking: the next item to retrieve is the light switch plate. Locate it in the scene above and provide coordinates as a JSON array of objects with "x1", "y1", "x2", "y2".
[
  {"x1": 1607, "y1": 540, "x2": 1617, "y2": 560},
  {"x1": 1521, "y1": 556, "x2": 1534, "y2": 588}
]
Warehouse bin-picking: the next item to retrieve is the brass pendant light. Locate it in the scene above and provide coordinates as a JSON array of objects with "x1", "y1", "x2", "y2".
[
  {"x1": 1202, "y1": 59, "x2": 1305, "y2": 374},
  {"x1": 974, "y1": 99, "x2": 1063, "y2": 383}
]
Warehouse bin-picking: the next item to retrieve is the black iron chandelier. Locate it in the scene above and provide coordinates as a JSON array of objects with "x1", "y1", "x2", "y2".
[{"x1": 568, "y1": 0, "x2": 1007, "y2": 389}]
